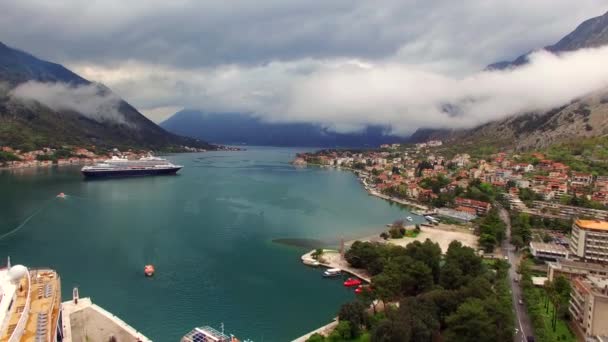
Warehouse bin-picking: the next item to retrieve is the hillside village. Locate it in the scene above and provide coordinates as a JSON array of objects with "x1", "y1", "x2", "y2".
[
  {"x1": 295, "y1": 140, "x2": 608, "y2": 222},
  {"x1": 296, "y1": 140, "x2": 608, "y2": 341}
]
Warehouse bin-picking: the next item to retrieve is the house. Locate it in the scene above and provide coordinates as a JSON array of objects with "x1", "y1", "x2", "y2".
[
  {"x1": 454, "y1": 197, "x2": 492, "y2": 216},
  {"x1": 572, "y1": 172, "x2": 593, "y2": 186}
]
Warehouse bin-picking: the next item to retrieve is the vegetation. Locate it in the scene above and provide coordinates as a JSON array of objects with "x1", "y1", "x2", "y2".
[
  {"x1": 519, "y1": 261, "x2": 575, "y2": 342},
  {"x1": 544, "y1": 136, "x2": 608, "y2": 174},
  {"x1": 477, "y1": 208, "x2": 506, "y2": 252},
  {"x1": 518, "y1": 187, "x2": 544, "y2": 207},
  {"x1": 0, "y1": 151, "x2": 20, "y2": 165},
  {"x1": 338, "y1": 240, "x2": 514, "y2": 341},
  {"x1": 312, "y1": 248, "x2": 325, "y2": 261},
  {"x1": 510, "y1": 213, "x2": 533, "y2": 249}
]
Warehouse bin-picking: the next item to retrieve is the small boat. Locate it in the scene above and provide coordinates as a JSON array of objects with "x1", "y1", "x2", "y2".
[
  {"x1": 56, "y1": 192, "x2": 66, "y2": 199},
  {"x1": 406, "y1": 216, "x2": 413, "y2": 222},
  {"x1": 355, "y1": 285, "x2": 372, "y2": 294},
  {"x1": 144, "y1": 264, "x2": 155, "y2": 277},
  {"x1": 323, "y1": 268, "x2": 342, "y2": 277},
  {"x1": 343, "y1": 278, "x2": 362, "y2": 287}
]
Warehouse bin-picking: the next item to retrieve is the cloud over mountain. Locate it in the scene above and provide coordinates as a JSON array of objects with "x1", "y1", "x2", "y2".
[
  {"x1": 3, "y1": 0, "x2": 607, "y2": 133},
  {"x1": 10, "y1": 82, "x2": 128, "y2": 125}
]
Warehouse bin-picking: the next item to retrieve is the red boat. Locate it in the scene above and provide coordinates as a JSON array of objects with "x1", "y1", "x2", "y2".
[
  {"x1": 355, "y1": 285, "x2": 372, "y2": 294},
  {"x1": 144, "y1": 264, "x2": 155, "y2": 277},
  {"x1": 343, "y1": 278, "x2": 362, "y2": 287}
]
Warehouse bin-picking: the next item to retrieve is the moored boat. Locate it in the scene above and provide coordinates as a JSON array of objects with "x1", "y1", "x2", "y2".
[{"x1": 323, "y1": 268, "x2": 342, "y2": 277}]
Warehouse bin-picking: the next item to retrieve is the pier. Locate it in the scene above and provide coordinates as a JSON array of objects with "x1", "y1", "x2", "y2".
[
  {"x1": 301, "y1": 250, "x2": 371, "y2": 284},
  {"x1": 61, "y1": 296, "x2": 152, "y2": 342}
]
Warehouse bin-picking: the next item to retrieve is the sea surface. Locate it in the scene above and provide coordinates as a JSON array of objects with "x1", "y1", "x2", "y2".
[{"x1": 0, "y1": 147, "x2": 418, "y2": 341}]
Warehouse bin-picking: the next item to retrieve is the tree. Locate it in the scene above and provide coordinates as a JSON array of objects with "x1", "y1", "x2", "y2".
[
  {"x1": 444, "y1": 298, "x2": 496, "y2": 342},
  {"x1": 312, "y1": 248, "x2": 324, "y2": 261},
  {"x1": 338, "y1": 301, "x2": 368, "y2": 337},
  {"x1": 306, "y1": 333, "x2": 325, "y2": 342},
  {"x1": 479, "y1": 234, "x2": 497, "y2": 252},
  {"x1": 345, "y1": 241, "x2": 381, "y2": 270},
  {"x1": 404, "y1": 239, "x2": 441, "y2": 283},
  {"x1": 371, "y1": 318, "x2": 410, "y2": 342},
  {"x1": 328, "y1": 321, "x2": 352, "y2": 341}
]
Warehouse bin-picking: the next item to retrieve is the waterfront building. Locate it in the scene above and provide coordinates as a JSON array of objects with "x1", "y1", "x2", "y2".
[
  {"x1": 570, "y1": 276, "x2": 608, "y2": 339},
  {"x1": 570, "y1": 220, "x2": 608, "y2": 263}
]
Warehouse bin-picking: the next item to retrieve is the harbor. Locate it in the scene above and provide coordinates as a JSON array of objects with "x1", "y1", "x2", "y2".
[{"x1": 0, "y1": 148, "x2": 411, "y2": 341}]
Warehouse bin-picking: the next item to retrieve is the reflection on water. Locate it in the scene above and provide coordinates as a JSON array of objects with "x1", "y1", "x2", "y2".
[{"x1": 272, "y1": 238, "x2": 333, "y2": 249}]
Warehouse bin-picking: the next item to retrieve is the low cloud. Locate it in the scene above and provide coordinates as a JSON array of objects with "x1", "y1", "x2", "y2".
[
  {"x1": 75, "y1": 46, "x2": 608, "y2": 134},
  {"x1": 9, "y1": 81, "x2": 129, "y2": 125}
]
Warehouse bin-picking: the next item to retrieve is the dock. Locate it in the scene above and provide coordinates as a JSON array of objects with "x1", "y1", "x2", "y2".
[
  {"x1": 61, "y1": 296, "x2": 151, "y2": 342},
  {"x1": 301, "y1": 250, "x2": 371, "y2": 284}
]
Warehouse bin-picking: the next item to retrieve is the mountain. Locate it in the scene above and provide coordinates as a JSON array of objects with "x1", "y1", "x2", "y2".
[
  {"x1": 487, "y1": 11, "x2": 608, "y2": 70},
  {"x1": 413, "y1": 90, "x2": 608, "y2": 151},
  {"x1": 408, "y1": 11, "x2": 608, "y2": 150},
  {"x1": 160, "y1": 110, "x2": 404, "y2": 147},
  {"x1": 0, "y1": 41, "x2": 212, "y2": 151}
]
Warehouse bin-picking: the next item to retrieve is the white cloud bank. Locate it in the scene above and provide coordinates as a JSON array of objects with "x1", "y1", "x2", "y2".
[
  {"x1": 9, "y1": 82, "x2": 129, "y2": 125},
  {"x1": 74, "y1": 45, "x2": 608, "y2": 134}
]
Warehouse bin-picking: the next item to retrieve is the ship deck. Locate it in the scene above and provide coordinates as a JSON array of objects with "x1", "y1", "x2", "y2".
[{"x1": 0, "y1": 269, "x2": 61, "y2": 342}]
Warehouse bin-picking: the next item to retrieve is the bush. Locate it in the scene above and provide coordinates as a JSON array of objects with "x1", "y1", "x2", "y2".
[
  {"x1": 306, "y1": 333, "x2": 325, "y2": 342},
  {"x1": 389, "y1": 226, "x2": 405, "y2": 239}
]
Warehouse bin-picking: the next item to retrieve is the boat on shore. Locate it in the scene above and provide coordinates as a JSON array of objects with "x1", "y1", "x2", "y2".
[
  {"x1": 81, "y1": 155, "x2": 182, "y2": 178},
  {"x1": 323, "y1": 268, "x2": 342, "y2": 277}
]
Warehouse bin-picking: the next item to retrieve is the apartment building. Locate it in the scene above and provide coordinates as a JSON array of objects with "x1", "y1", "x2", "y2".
[
  {"x1": 454, "y1": 197, "x2": 492, "y2": 216},
  {"x1": 570, "y1": 276, "x2": 608, "y2": 338},
  {"x1": 570, "y1": 220, "x2": 608, "y2": 263},
  {"x1": 548, "y1": 259, "x2": 608, "y2": 281}
]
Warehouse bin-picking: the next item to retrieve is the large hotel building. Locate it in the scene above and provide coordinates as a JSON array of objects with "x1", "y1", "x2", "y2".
[{"x1": 570, "y1": 220, "x2": 608, "y2": 263}]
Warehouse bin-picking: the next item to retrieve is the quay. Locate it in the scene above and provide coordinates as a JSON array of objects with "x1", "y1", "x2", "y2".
[
  {"x1": 301, "y1": 250, "x2": 371, "y2": 283},
  {"x1": 367, "y1": 190, "x2": 429, "y2": 211},
  {"x1": 61, "y1": 291, "x2": 152, "y2": 342}
]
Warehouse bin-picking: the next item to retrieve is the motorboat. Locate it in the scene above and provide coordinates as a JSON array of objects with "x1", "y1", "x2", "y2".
[
  {"x1": 343, "y1": 278, "x2": 362, "y2": 287},
  {"x1": 323, "y1": 268, "x2": 342, "y2": 277}
]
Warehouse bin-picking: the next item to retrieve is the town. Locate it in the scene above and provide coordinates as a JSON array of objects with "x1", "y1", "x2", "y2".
[
  {"x1": 295, "y1": 140, "x2": 608, "y2": 342},
  {"x1": 0, "y1": 145, "x2": 233, "y2": 169}
]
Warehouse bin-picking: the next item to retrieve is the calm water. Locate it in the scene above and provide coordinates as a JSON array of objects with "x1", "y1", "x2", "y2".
[{"x1": 0, "y1": 147, "x2": 416, "y2": 341}]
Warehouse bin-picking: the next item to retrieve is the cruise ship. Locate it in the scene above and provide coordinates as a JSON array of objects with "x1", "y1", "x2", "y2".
[
  {"x1": 81, "y1": 155, "x2": 183, "y2": 178},
  {"x1": 0, "y1": 258, "x2": 63, "y2": 342},
  {"x1": 0, "y1": 258, "x2": 151, "y2": 342}
]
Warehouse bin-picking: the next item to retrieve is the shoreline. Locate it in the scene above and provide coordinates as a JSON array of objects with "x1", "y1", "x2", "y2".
[
  {"x1": 295, "y1": 222, "x2": 477, "y2": 341},
  {"x1": 302, "y1": 162, "x2": 431, "y2": 211}
]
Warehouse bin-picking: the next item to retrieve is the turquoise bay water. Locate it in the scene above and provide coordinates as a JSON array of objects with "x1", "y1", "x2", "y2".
[{"x1": 0, "y1": 147, "x2": 415, "y2": 341}]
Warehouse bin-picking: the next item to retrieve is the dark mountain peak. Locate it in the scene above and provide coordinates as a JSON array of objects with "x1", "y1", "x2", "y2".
[
  {"x1": 0, "y1": 41, "x2": 88, "y2": 85},
  {"x1": 161, "y1": 110, "x2": 403, "y2": 147},
  {"x1": 0, "y1": 42, "x2": 212, "y2": 151},
  {"x1": 486, "y1": 10, "x2": 608, "y2": 70},
  {"x1": 548, "y1": 10, "x2": 608, "y2": 52}
]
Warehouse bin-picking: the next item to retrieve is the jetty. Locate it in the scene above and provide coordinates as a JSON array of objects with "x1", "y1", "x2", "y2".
[
  {"x1": 61, "y1": 290, "x2": 151, "y2": 342},
  {"x1": 301, "y1": 250, "x2": 371, "y2": 283}
]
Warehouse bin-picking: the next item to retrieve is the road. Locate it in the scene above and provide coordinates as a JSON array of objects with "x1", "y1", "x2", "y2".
[{"x1": 498, "y1": 207, "x2": 534, "y2": 342}]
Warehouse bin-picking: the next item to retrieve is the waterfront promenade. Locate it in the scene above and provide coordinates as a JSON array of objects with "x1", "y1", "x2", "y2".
[{"x1": 367, "y1": 190, "x2": 429, "y2": 211}]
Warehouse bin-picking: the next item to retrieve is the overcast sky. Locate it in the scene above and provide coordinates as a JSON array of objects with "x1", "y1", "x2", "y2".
[{"x1": 2, "y1": 0, "x2": 608, "y2": 134}]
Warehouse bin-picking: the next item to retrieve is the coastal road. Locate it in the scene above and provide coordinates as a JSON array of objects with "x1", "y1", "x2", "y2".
[{"x1": 498, "y1": 207, "x2": 533, "y2": 342}]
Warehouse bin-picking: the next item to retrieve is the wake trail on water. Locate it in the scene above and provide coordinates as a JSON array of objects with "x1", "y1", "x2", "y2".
[{"x1": 0, "y1": 194, "x2": 70, "y2": 241}]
